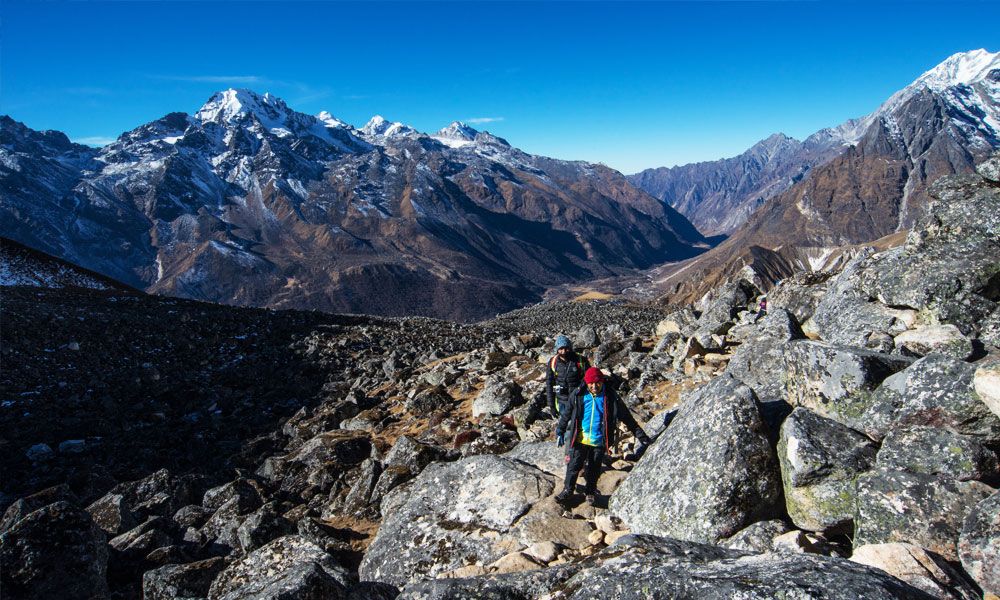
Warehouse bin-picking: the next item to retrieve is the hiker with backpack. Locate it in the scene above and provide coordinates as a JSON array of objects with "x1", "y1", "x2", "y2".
[
  {"x1": 555, "y1": 367, "x2": 651, "y2": 505},
  {"x1": 546, "y1": 335, "x2": 590, "y2": 417}
]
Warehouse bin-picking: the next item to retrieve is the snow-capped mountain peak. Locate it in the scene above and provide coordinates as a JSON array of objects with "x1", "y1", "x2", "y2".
[
  {"x1": 913, "y1": 48, "x2": 1000, "y2": 91},
  {"x1": 194, "y1": 88, "x2": 292, "y2": 125},
  {"x1": 316, "y1": 110, "x2": 349, "y2": 129},
  {"x1": 360, "y1": 115, "x2": 414, "y2": 138},
  {"x1": 435, "y1": 121, "x2": 479, "y2": 141}
]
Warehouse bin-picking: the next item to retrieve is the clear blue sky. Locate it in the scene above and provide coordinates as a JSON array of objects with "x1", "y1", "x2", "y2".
[{"x1": 2, "y1": 1, "x2": 998, "y2": 173}]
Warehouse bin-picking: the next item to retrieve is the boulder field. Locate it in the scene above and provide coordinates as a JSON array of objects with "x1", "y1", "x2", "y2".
[{"x1": 2, "y1": 156, "x2": 1000, "y2": 598}]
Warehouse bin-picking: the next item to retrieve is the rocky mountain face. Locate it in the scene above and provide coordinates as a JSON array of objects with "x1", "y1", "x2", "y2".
[
  {"x1": 652, "y1": 50, "x2": 1000, "y2": 306},
  {"x1": 3, "y1": 163, "x2": 999, "y2": 599},
  {"x1": 628, "y1": 132, "x2": 847, "y2": 236},
  {"x1": 0, "y1": 90, "x2": 707, "y2": 321},
  {"x1": 631, "y1": 49, "x2": 999, "y2": 245}
]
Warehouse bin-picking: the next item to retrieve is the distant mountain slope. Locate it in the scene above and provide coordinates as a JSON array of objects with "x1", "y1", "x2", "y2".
[
  {"x1": 654, "y1": 49, "x2": 1000, "y2": 304},
  {"x1": 628, "y1": 133, "x2": 845, "y2": 236},
  {"x1": 631, "y1": 49, "x2": 999, "y2": 239},
  {"x1": 0, "y1": 91, "x2": 707, "y2": 321},
  {"x1": 0, "y1": 237, "x2": 132, "y2": 291}
]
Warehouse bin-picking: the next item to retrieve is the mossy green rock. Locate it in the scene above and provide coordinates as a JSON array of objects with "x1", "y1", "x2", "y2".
[{"x1": 778, "y1": 408, "x2": 876, "y2": 532}]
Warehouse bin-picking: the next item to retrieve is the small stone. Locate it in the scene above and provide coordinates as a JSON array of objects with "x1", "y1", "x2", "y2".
[
  {"x1": 604, "y1": 529, "x2": 631, "y2": 545},
  {"x1": 489, "y1": 551, "x2": 542, "y2": 574},
  {"x1": 593, "y1": 514, "x2": 621, "y2": 535},
  {"x1": 25, "y1": 444, "x2": 53, "y2": 462},
  {"x1": 587, "y1": 530, "x2": 605, "y2": 546},
  {"x1": 524, "y1": 541, "x2": 559, "y2": 564},
  {"x1": 57, "y1": 440, "x2": 86, "y2": 454},
  {"x1": 772, "y1": 530, "x2": 819, "y2": 554}
]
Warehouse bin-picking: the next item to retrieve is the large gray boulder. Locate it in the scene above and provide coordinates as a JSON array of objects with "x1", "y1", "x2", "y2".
[
  {"x1": 696, "y1": 280, "x2": 759, "y2": 335},
  {"x1": 862, "y1": 354, "x2": 1000, "y2": 443},
  {"x1": 143, "y1": 557, "x2": 227, "y2": 600},
  {"x1": 768, "y1": 272, "x2": 832, "y2": 324},
  {"x1": 0, "y1": 501, "x2": 109, "y2": 600},
  {"x1": 855, "y1": 467, "x2": 996, "y2": 561},
  {"x1": 807, "y1": 249, "x2": 913, "y2": 349},
  {"x1": 398, "y1": 534, "x2": 935, "y2": 599},
  {"x1": 359, "y1": 453, "x2": 554, "y2": 586},
  {"x1": 855, "y1": 173, "x2": 1000, "y2": 338},
  {"x1": 851, "y1": 543, "x2": 980, "y2": 600},
  {"x1": 893, "y1": 325, "x2": 973, "y2": 360},
  {"x1": 782, "y1": 340, "x2": 912, "y2": 432},
  {"x1": 726, "y1": 309, "x2": 803, "y2": 402},
  {"x1": 472, "y1": 378, "x2": 524, "y2": 418},
  {"x1": 610, "y1": 375, "x2": 782, "y2": 543},
  {"x1": 958, "y1": 490, "x2": 1000, "y2": 596},
  {"x1": 777, "y1": 407, "x2": 877, "y2": 532},
  {"x1": 208, "y1": 535, "x2": 352, "y2": 600},
  {"x1": 258, "y1": 431, "x2": 371, "y2": 498},
  {"x1": 876, "y1": 426, "x2": 1000, "y2": 483}
]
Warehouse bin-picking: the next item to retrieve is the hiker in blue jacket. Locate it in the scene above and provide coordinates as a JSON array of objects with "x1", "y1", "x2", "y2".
[
  {"x1": 546, "y1": 335, "x2": 590, "y2": 417},
  {"x1": 555, "y1": 367, "x2": 651, "y2": 505}
]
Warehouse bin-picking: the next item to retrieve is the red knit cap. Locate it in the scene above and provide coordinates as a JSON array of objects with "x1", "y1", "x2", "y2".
[{"x1": 583, "y1": 367, "x2": 605, "y2": 384}]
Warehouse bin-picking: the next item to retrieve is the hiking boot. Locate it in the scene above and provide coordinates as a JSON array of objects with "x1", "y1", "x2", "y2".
[{"x1": 554, "y1": 490, "x2": 573, "y2": 505}]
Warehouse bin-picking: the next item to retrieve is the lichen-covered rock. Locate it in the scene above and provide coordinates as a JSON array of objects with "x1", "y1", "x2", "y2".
[
  {"x1": 259, "y1": 431, "x2": 371, "y2": 497},
  {"x1": 610, "y1": 375, "x2": 782, "y2": 543},
  {"x1": 208, "y1": 535, "x2": 352, "y2": 600},
  {"x1": 383, "y1": 436, "x2": 452, "y2": 477},
  {"x1": 855, "y1": 173, "x2": 1000, "y2": 337},
  {"x1": 977, "y1": 153, "x2": 1000, "y2": 183},
  {"x1": 472, "y1": 378, "x2": 524, "y2": 418},
  {"x1": 398, "y1": 534, "x2": 934, "y2": 599},
  {"x1": 696, "y1": 280, "x2": 759, "y2": 335},
  {"x1": 502, "y1": 441, "x2": 565, "y2": 477},
  {"x1": 142, "y1": 557, "x2": 226, "y2": 600},
  {"x1": 0, "y1": 501, "x2": 109, "y2": 600},
  {"x1": 855, "y1": 467, "x2": 996, "y2": 561},
  {"x1": 778, "y1": 407, "x2": 877, "y2": 531},
  {"x1": 768, "y1": 272, "x2": 832, "y2": 325},
  {"x1": 86, "y1": 492, "x2": 138, "y2": 536},
  {"x1": 722, "y1": 519, "x2": 793, "y2": 554},
  {"x1": 851, "y1": 543, "x2": 980, "y2": 600},
  {"x1": 358, "y1": 454, "x2": 554, "y2": 586},
  {"x1": 782, "y1": 340, "x2": 912, "y2": 431},
  {"x1": 655, "y1": 307, "x2": 699, "y2": 338},
  {"x1": 727, "y1": 336, "x2": 793, "y2": 402},
  {"x1": 807, "y1": 250, "x2": 912, "y2": 348},
  {"x1": 876, "y1": 426, "x2": 1000, "y2": 483},
  {"x1": 862, "y1": 354, "x2": 1000, "y2": 443},
  {"x1": 236, "y1": 501, "x2": 294, "y2": 554},
  {"x1": 1, "y1": 484, "x2": 78, "y2": 533},
  {"x1": 893, "y1": 325, "x2": 972, "y2": 359},
  {"x1": 958, "y1": 490, "x2": 1000, "y2": 596},
  {"x1": 728, "y1": 308, "x2": 805, "y2": 345}
]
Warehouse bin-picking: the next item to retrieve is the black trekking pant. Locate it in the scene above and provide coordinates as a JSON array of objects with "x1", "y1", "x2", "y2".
[{"x1": 563, "y1": 444, "x2": 605, "y2": 494}]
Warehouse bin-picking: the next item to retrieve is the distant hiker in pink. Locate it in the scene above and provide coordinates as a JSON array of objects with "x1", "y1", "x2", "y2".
[{"x1": 555, "y1": 367, "x2": 650, "y2": 506}]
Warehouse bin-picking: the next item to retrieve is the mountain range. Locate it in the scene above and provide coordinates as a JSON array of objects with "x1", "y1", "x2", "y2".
[
  {"x1": 0, "y1": 91, "x2": 706, "y2": 321},
  {"x1": 643, "y1": 48, "x2": 1000, "y2": 303},
  {"x1": 630, "y1": 48, "x2": 1000, "y2": 240},
  {"x1": 1, "y1": 49, "x2": 998, "y2": 319}
]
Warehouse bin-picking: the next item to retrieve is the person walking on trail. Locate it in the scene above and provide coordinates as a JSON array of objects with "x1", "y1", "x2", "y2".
[
  {"x1": 546, "y1": 335, "x2": 590, "y2": 417},
  {"x1": 555, "y1": 367, "x2": 651, "y2": 506},
  {"x1": 755, "y1": 297, "x2": 768, "y2": 322}
]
